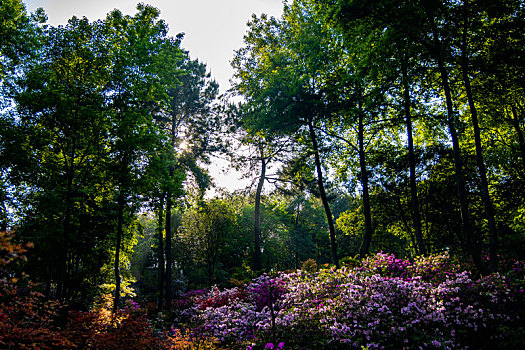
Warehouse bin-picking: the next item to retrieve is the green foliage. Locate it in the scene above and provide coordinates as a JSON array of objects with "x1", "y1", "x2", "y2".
[
  {"x1": 232, "y1": 0, "x2": 525, "y2": 270},
  {"x1": 177, "y1": 199, "x2": 240, "y2": 287}
]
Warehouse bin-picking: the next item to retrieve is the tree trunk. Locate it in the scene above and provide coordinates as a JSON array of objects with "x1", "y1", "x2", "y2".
[
  {"x1": 440, "y1": 61, "x2": 486, "y2": 274},
  {"x1": 113, "y1": 191, "x2": 124, "y2": 312},
  {"x1": 511, "y1": 106, "x2": 525, "y2": 172},
  {"x1": 460, "y1": 5, "x2": 498, "y2": 271},
  {"x1": 253, "y1": 144, "x2": 266, "y2": 272},
  {"x1": 1, "y1": 195, "x2": 7, "y2": 232},
  {"x1": 59, "y1": 166, "x2": 74, "y2": 300},
  {"x1": 294, "y1": 209, "x2": 300, "y2": 269},
  {"x1": 157, "y1": 194, "x2": 165, "y2": 311},
  {"x1": 165, "y1": 179, "x2": 172, "y2": 310},
  {"x1": 402, "y1": 54, "x2": 426, "y2": 255},
  {"x1": 308, "y1": 120, "x2": 339, "y2": 269},
  {"x1": 422, "y1": 4, "x2": 487, "y2": 274},
  {"x1": 357, "y1": 108, "x2": 373, "y2": 257}
]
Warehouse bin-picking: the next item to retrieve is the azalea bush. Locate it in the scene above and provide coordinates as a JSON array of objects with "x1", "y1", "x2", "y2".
[{"x1": 177, "y1": 253, "x2": 525, "y2": 349}]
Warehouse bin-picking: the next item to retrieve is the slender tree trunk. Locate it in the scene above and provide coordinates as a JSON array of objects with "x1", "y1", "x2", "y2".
[
  {"x1": 460, "y1": 6, "x2": 498, "y2": 271},
  {"x1": 308, "y1": 120, "x2": 339, "y2": 268},
  {"x1": 511, "y1": 106, "x2": 525, "y2": 172},
  {"x1": 294, "y1": 209, "x2": 300, "y2": 269},
  {"x1": 440, "y1": 61, "x2": 486, "y2": 274},
  {"x1": 1, "y1": 195, "x2": 7, "y2": 232},
  {"x1": 423, "y1": 5, "x2": 487, "y2": 274},
  {"x1": 157, "y1": 194, "x2": 165, "y2": 311},
  {"x1": 59, "y1": 167, "x2": 74, "y2": 300},
  {"x1": 113, "y1": 191, "x2": 124, "y2": 312},
  {"x1": 357, "y1": 109, "x2": 373, "y2": 257},
  {"x1": 166, "y1": 109, "x2": 178, "y2": 309},
  {"x1": 165, "y1": 178, "x2": 173, "y2": 310},
  {"x1": 402, "y1": 54, "x2": 426, "y2": 255},
  {"x1": 253, "y1": 144, "x2": 266, "y2": 272}
]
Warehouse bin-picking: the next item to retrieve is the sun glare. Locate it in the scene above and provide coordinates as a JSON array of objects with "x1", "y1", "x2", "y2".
[{"x1": 179, "y1": 140, "x2": 190, "y2": 151}]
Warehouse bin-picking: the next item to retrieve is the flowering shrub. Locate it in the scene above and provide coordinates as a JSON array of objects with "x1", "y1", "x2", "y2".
[
  {"x1": 180, "y1": 253, "x2": 525, "y2": 349},
  {"x1": 408, "y1": 252, "x2": 462, "y2": 285},
  {"x1": 360, "y1": 252, "x2": 411, "y2": 278},
  {"x1": 199, "y1": 286, "x2": 250, "y2": 309},
  {"x1": 248, "y1": 274, "x2": 288, "y2": 312}
]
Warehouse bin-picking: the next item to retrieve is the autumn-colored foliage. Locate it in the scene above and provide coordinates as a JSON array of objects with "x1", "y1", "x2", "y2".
[
  {"x1": 0, "y1": 231, "x2": 71, "y2": 349},
  {"x1": 0, "y1": 231, "x2": 222, "y2": 349},
  {"x1": 164, "y1": 329, "x2": 223, "y2": 349},
  {"x1": 0, "y1": 230, "x2": 32, "y2": 267},
  {"x1": 61, "y1": 294, "x2": 163, "y2": 349}
]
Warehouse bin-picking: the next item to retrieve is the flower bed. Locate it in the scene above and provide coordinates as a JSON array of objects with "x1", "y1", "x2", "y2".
[{"x1": 174, "y1": 253, "x2": 525, "y2": 349}]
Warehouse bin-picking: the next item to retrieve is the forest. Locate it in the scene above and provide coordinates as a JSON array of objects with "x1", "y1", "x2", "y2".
[{"x1": 1, "y1": 0, "x2": 524, "y2": 348}]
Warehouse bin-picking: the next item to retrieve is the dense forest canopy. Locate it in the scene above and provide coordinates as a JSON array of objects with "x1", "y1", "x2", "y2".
[{"x1": 1, "y1": 0, "x2": 525, "y2": 348}]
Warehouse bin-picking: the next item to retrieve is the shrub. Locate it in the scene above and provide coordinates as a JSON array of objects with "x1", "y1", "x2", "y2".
[
  {"x1": 0, "y1": 231, "x2": 71, "y2": 349},
  {"x1": 301, "y1": 258, "x2": 318, "y2": 274}
]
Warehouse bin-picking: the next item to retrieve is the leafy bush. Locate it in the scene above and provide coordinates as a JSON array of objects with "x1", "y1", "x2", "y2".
[
  {"x1": 62, "y1": 295, "x2": 163, "y2": 349},
  {"x1": 164, "y1": 328, "x2": 223, "y2": 349},
  {"x1": 301, "y1": 258, "x2": 318, "y2": 274}
]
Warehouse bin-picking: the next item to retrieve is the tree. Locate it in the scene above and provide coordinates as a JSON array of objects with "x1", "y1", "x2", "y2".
[
  {"x1": 11, "y1": 3, "x2": 187, "y2": 308},
  {"x1": 0, "y1": 0, "x2": 45, "y2": 80},
  {"x1": 14, "y1": 16, "x2": 116, "y2": 303},
  {"x1": 162, "y1": 53, "x2": 218, "y2": 308},
  {"x1": 0, "y1": 0, "x2": 45, "y2": 234},
  {"x1": 224, "y1": 101, "x2": 295, "y2": 272},
  {"x1": 319, "y1": 0, "x2": 494, "y2": 272},
  {"x1": 232, "y1": 1, "x2": 343, "y2": 268},
  {"x1": 103, "y1": 4, "x2": 185, "y2": 310}
]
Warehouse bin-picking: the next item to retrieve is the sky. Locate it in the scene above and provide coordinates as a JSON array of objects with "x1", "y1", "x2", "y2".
[{"x1": 22, "y1": 0, "x2": 284, "y2": 193}]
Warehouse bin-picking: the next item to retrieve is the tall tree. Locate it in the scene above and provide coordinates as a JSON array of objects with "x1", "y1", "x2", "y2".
[
  {"x1": 452, "y1": 0, "x2": 499, "y2": 270},
  {"x1": 232, "y1": 2, "x2": 343, "y2": 267},
  {"x1": 0, "y1": 0, "x2": 45, "y2": 233},
  {"x1": 103, "y1": 4, "x2": 185, "y2": 310},
  {"x1": 320, "y1": 0, "x2": 491, "y2": 271},
  {"x1": 14, "y1": 17, "x2": 116, "y2": 303},
  {"x1": 160, "y1": 52, "x2": 218, "y2": 308},
  {"x1": 224, "y1": 102, "x2": 294, "y2": 272}
]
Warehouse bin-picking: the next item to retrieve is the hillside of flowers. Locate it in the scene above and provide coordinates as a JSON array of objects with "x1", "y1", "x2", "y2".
[{"x1": 171, "y1": 253, "x2": 525, "y2": 349}]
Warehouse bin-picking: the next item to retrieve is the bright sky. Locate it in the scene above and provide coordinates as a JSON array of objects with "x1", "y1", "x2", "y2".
[
  {"x1": 23, "y1": 0, "x2": 283, "y2": 93},
  {"x1": 22, "y1": 0, "x2": 284, "y2": 193}
]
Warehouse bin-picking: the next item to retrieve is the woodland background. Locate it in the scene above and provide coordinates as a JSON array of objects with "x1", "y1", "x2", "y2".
[{"x1": 1, "y1": 0, "x2": 524, "y2": 348}]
